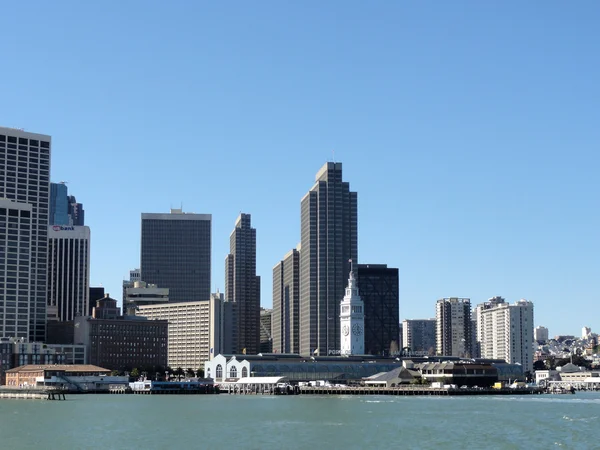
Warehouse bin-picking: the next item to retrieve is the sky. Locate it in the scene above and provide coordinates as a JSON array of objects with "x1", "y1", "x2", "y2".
[{"x1": 1, "y1": 1, "x2": 598, "y2": 336}]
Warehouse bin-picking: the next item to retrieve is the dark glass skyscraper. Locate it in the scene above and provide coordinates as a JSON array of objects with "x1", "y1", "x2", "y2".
[
  {"x1": 299, "y1": 162, "x2": 357, "y2": 356},
  {"x1": 141, "y1": 209, "x2": 211, "y2": 303},
  {"x1": 0, "y1": 127, "x2": 51, "y2": 342},
  {"x1": 356, "y1": 264, "x2": 399, "y2": 356},
  {"x1": 49, "y1": 183, "x2": 85, "y2": 226},
  {"x1": 225, "y1": 214, "x2": 260, "y2": 354}
]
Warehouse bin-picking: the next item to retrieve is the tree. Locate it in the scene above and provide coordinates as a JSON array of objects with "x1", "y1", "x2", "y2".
[
  {"x1": 165, "y1": 366, "x2": 173, "y2": 380},
  {"x1": 186, "y1": 368, "x2": 195, "y2": 378},
  {"x1": 196, "y1": 368, "x2": 205, "y2": 378},
  {"x1": 175, "y1": 367, "x2": 184, "y2": 381},
  {"x1": 111, "y1": 370, "x2": 120, "y2": 377},
  {"x1": 533, "y1": 360, "x2": 546, "y2": 371},
  {"x1": 131, "y1": 368, "x2": 140, "y2": 379}
]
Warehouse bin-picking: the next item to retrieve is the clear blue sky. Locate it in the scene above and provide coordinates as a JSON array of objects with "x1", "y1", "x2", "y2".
[{"x1": 1, "y1": 2, "x2": 598, "y2": 336}]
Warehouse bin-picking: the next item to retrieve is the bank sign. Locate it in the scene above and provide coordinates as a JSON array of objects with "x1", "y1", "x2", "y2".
[{"x1": 52, "y1": 225, "x2": 75, "y2": 231}]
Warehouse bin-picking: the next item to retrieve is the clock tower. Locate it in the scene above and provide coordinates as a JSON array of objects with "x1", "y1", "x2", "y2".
[{"x1": 340, "y1": 261, "x2": 364, "y2": 356}]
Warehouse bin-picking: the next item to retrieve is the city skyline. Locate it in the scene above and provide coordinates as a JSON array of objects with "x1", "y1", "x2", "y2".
[{"x1": 1, "y1": 3, "x2": 598, "y2": 336}]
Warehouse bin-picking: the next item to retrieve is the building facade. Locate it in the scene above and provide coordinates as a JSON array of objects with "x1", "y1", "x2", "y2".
[
  {"x1": 46, "y1": 225, "x2": 91, "y2": 322},
  {"x1": 356, "y1": 264, "x2": 399, "y2": 356},
  {"x1": 137, "y1": 301, "x2": 211, "y2": 371},
  {"x1": 436, "y1": 297, "x2": 472, "y2": 357},
  {"x1": 225, "y1": 213, "x2": 260, "y2": 354},
  {"x1": 479, "y1": 299, "x2": 534, "y2": 373},
  {"x1": 260, "y1": 308, "x2": 273, "y2": 353},
  {"x1": 124, "y1": 281, "x2": 169, "y2": 315},
  {"x1": 272, "y1": 247, "x2": 300, "y2": 354},
  {"x1": 534, "y1": 326, "x2": 549, "y2": 342},
  {"x1": 208, "y1": 291, "x2": 236, "y2": 357},
  {"x1": 300, "y1": 162, "x2": 357, "y2": 356},
  {"x1": 74, "y1": 295, "x2": 168, "y2": 371},
  {"x1": 402, "y1": 319, "x2": 436, "y2": 354},
  {"x1": 141, "y1": 210, "x2": 211, "y2": 303},
  {"x1": 0, "y1": 127, "x2": 51, "y2": 342},
  {"x1": 49, "y1": 182, "x2": 69, "y2": 225}
]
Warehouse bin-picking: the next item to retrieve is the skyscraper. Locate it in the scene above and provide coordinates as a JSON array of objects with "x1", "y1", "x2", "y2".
[
  {"x1": 402, "y1": 319, "x2": 436, "y2": 354},
  {"x1": 49, "y1": 182, "x2": 85, "y2": 226},
  {"x1": 479, "y1": 299, "x2": 534, "y2": 372},
  {"x1": 141, "y1": 209, "x2": 211, "y2": 303},
  {"x1": 0, "y1": 127, "x2": 51, "y2": 342},
  {"x1": 436, "y1": 297, "x2": 472, "y2": 357},
  {"x1": 474, "y1": 296, "x2": 506, "y2": 358},
  {"x1": 47, "y1": 225, "x2": 91, "y2": 321},
  {"x1": 272, "y1": 246, "x2": 300, "y2": 354},
  {"x1": 225, "y1": 213, "x2": 260, "y2": 354},
  {"x1": 299, "y1": 162, "x2": 357, "y2": 356},
  {"x1": 356, "y1": 264, "x2": 399, "y2": 356}
]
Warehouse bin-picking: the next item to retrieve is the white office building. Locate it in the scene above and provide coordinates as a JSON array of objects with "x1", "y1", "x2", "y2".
[
  {"x1": 479, "y1": 299, "x2": 534, "y2": 373},
  {"x1": 0, "y1": 127, "x2": 51, "y2": 342},
  {"x1": 124, "y1": 281, "x2": 168, "y2": 315},
  {"x1": 46, "y1": 225, "x2": 91, "y2": 321},
  {"x1": 137, "y1": 301, "x2": 212, "y2": 370}
]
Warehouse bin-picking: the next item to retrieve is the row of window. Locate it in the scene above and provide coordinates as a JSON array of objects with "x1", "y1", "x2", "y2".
[{"x1": 0, "y1": 135, "x2": 50, "y2": 148}]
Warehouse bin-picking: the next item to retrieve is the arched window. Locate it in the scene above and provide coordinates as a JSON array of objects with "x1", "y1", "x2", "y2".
[
  {"x1": 242, "y1": 367, "x2": 248, "y2": 378},
  {"x1": 216, "y1": 364, "x2": 223, "y2": 379},
  {"x1": 207, "y1": 368, "x2": 211, "y2": 377},
  {"x1": 230, "y1": 366, "x2": 238, "y2": 378}
]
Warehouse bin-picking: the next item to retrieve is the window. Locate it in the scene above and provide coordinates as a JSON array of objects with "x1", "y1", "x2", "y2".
[
  {"x1": 229, "y1": 366, "x2": 237, "y2": 378},
  {"x1": 242, "y1": 367, "x2": 248, "y2": 378},
  {"x1": 216, "y1": 364, "x2": 222, "y2": 379}
]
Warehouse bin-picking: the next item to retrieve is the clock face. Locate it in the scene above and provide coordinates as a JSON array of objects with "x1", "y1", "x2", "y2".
[
  {"x1": 342, "y1": 325, "x2": 350, "y2": 336},
  {"x1": 352, "y1": 324, "x2": 363, "y2": 336}
]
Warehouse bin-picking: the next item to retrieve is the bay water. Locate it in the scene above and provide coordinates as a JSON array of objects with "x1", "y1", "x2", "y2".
[{"x1": 1, "y1": 392, "x2": 599, "y2": 449}]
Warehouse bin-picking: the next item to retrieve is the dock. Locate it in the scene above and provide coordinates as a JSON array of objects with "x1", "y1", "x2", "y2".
[
  {"x1": 299, "y1": 386, "x2": 544, "y2": 396},
  {"x1": 0, "y1": 387, "x2": 67, "y2": 400}
]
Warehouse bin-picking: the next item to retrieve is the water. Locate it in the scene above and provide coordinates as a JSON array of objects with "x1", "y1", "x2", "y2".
[{"x1": 1, "y1": 392, "x2": 599, "y2": 449}]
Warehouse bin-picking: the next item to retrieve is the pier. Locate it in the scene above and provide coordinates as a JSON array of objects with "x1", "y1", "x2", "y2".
[{"x1": 0, "y1": 387, "x2": 67, "y2": 400}]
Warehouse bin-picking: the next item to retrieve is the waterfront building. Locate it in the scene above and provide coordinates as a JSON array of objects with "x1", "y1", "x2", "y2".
[
  {"x1": 340, "y1": 264, "x2": 364, "y2": 356},
  {"x1": 141, "y1": 209, "x2": 211, "y2": 303},
  {"x1": 4, "y1": 364, "x2": 114, "y2": 389},
  {"x1": 0, "y1": 127, "x2": 51, "y2": 342},
  {"x1": 260, "y1": 308, "x2": 273, "y2": 353},
  {"x1": 436, "y1": 298, "x2": 472, "y2": 357},
  {"x1": 137, "y1": 300, "x2": 211, "y2": 371},
  {"x1": 356, "y1": 264, "x2": 399, "y2": 356},
  {"x1": 272, "y1": 246, "x2": 300, "y2": 354},
  {"x1": 225, "y1": 213, "x2": 260, "y2": 354},
  {"x1": 74, "y1": 295, "x2": 168, "y2": 371},
  {"x1": 46, "y1": 225, "x2": 91, "y2": 322},
  {"x1": 534, "y1": 326, "x2": 549, "y2": 343},
  {"x1": 124, "y1": 281, "x2": 169, "y2": 315},
  {"x1": 402, "y1": 319, "x2": 436, "y2": 354},
  {"x1": 479, "y1": 299, "x2": 534, "y2": 373},
  {"x1": 300, "y1": 162, "x2": 357, "y2": 356},
  {"x1": 208, "y1": 291, "x2": 237, "y2": 357}
]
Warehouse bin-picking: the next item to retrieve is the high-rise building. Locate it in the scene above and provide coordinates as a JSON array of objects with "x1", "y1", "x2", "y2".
[
  {"x1": 0, "y1": 200, "x2": 33, "y2": 339},
  {"x1": 356, "y1": 264, "x2": 399, "y2": 356},
  {"x1": 260, "y1": 308, "x2": 273, "y2": 353},
  {"x1": 299, "y1": 162, "x2": 357, "y2": 356},
  {"x1": 225, "y1": 213, "x2": 260, "y2": 354},
  {"x1": 272, "y1": 246, "x2": 300, "y2": 354},
  {"x1": 479, "y1": 299, "x2": 534, "y2": 372},
  {"x1": 474, "y1": 296, "x2": 506, "y2": 357},
  {"x1": 122, "y1": 268, "x2": 141, "y2": 308},
  {"x1": 141, "y1": 209, "x2": 211, "y2": 303},
  {"x1": 0, "y1": 127, "x2": 51, "y2": 342},
  {"x1": 49, "y1": 182, "x2": 69, "y2": 225},
  {"x1": 436, "y1": 297, "x2": 472, "y2": 357},
  {"x1": 49, "y1": 182, "x2": 85, "y2": 226},
  {"x1": 89, "y1": 286, "x2": 105, "y2": 316},
  {"x1": 534, "y1": 326, "x2": 549, "y2": 342},
  {"x1": 67, "y1": 195, "x2": 84, "y2": 226},
  {"x1": 208, "y1": 291, "x2": 236, "y2": 357},
  {"x1": 402, "y1": 319, "x2": 436, "y2": 354},
  {"x1": 46, "y1": 225, "x2": 91, "y2": 321}
]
